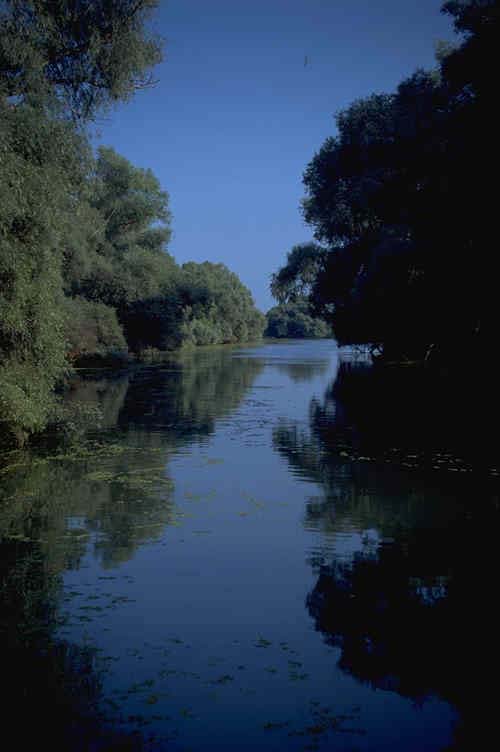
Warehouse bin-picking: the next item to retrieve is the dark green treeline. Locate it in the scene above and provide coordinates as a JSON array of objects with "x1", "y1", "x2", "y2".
[
  {"x1": 0, "y1": 1, "x2": 264, "y2": 446},
  {"x1": 271, "y1": 0, "x2": 499, "y2": 365},
  {"x1": 266, "y1": 242, "x2": 332, "y2": 338}
]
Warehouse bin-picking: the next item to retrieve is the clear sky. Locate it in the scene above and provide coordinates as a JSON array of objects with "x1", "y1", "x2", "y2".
[{"x1": 94, "y1": 0, "x2": 455, "y2": 312}]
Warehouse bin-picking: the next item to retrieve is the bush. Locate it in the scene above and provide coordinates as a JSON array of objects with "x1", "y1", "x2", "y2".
[
  {"x1": 63, "y1": 297, "x2": 128, "y2": 365},
  {"x1": 265, "y1": 301, "x2": 331, "y2": 338}
]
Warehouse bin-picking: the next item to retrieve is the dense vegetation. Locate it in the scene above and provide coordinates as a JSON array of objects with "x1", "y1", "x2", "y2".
[
  {"x1": 266, "y1": 243, "x2": 331, "y2": 338},
  {"x1": 265, "y1": 301, "x2": 330, "y2": 339},
  {"x1": 0, "y1": 1, "x2": 264, "y2": 446},
  {"x1": 271, "y1": 0, "x2": 498, "y2": 364}
]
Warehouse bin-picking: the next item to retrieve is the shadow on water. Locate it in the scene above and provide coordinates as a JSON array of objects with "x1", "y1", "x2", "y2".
[
  {"x1": 1, "y1": 536, "x2": 147, "y2": 751},
  {"x1": 273, "y1": 359, "x2": 500, "y2": 751},
  {"x1": 310, "y1": 359, "x2": 500, "y2": 472},
  {"x1": 1, "y1": 346, "x2": 263, "y2": 750}
]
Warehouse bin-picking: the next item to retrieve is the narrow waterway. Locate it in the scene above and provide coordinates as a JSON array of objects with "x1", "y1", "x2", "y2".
[{"x1": 1, "y1": 340, "x2": 498, "y2": 751}]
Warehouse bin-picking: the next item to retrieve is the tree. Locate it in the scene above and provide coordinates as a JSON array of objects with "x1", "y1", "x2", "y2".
[
  {"x1": 0, "y1": 0, "x2": 163, "y2": 444},
  {"x1": 0, "y1": 103, "x2": 88, "y2": 444},
  {"x1": 0, "y1": 0, "x2": 162, "y2": 120},
  {"x1": 270, "y1": 243, "x2": 327, "y2": 304},
  {"x1": 265, "y1": 301, "x2": 331, "y2": 339},
  {"x1": 63, "y1": 297, "x2": 128, "y2": 365},
  {"x1": 67, "y1": 146, "x2": 175, "y2": 310},
  {"x1": 297, "y1": 1, "x2": 500, "y2": 362},
  {"x1": 177, "y1": 262, "x2": 265, "y2": 346}
]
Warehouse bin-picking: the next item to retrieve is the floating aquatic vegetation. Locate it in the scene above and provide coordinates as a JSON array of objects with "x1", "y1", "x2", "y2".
[
  {"x1": 263, "y1": 720, "x2": 290, "y2": 730},
  {"x1": 287, "y1": 705, "x2": 365, "y2": 740},
  {"x1": 255, "y1": 636, "x2": 272, "y2": 648},
  {"x1": 210, "y1": 674, "x2": 234, "y2": 685},
  {"x1": 288, "y1": 671, "x2": 309, "y2": 681}
]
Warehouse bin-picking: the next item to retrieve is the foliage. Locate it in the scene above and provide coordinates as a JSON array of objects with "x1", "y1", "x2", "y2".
[
  {"x1": 63, "y1": 297, "x2": 127, "y2": 364},
  {"x1": 120, "y1": 262, "x2": 265, "y2": 353},
  {"x1": 0, "y1": 0, "x2": 286, "y2": 449},
  {"x1": 176, "y1": 262, "x2": 266, "y2": 347},
  {"x1": 270, "y1": 0, "x2": 500, "y2": 363},
  {"x1": 0, "y1": 103, "x2": 85, "y2": 444},
  {"x1": 0, "y1": 0, "x2": 162, "y2": 120},
  {"x1": 0, "y1": 0, "x2": 162, "y2": 444},
  {"x1": 265, "y1": 301, "x2": 331, "y2": 339},
  {"x1": 270, "y1": 243, "x2": 326, "y2": 304},
  {"x1": 121, "y1": 295, "x2": 184, "y2": 353},
  {"x1": 66, "y1": 146, "x2": 176, "y2": 310},
  {"x1": 300, "y1": 74, "x2": 450, "y2": 356}
]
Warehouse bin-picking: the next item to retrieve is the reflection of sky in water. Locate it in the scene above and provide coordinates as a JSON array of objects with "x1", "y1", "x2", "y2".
[
  {"x1": 233, "y1": 339, "x2": 340, "y2": 425},
  {"x1": 2, "y1": 339, "x2": 467, "y2": 751}
]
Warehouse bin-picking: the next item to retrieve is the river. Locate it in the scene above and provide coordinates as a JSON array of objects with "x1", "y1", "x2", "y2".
[{"x1": 1, "y1": 339, "x2": 498, "y2": 751}]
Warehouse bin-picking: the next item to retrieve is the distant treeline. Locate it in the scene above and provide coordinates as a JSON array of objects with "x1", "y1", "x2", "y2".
[
  {"x1": 266, "y1": 243, "x2": 332, "y2": 338},
  {"x1": 264, "y1": 300, "x2": 331, "y2": 339},
  {"x1": 0, "y1": 1, "x2": 264, "y2": 446},
  {"x1": 271, "y1": 1, "x2": 498, "y2": 365}
]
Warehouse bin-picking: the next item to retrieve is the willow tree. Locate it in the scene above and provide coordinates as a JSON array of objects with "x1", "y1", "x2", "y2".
[
  {"x1": 0, "y1": 1, "x2": 163, "y2": 444},
  {"x1": 66, "y1": 146, "x2": 175, "y2": 308}
]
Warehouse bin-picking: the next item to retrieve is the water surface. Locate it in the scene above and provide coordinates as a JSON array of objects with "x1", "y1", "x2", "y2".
[{"x1": 1, "y1": 340, "x2": 498, "y2": 750}]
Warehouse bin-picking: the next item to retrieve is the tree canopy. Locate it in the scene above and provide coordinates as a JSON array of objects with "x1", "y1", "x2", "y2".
[
  {"x1": 1, "y1": 1, "x2": 164, "y2": 445},
  {"x1": 265, "y1": 301, "x2": 331, "y2": 339},
  {"x1": 0, "y1": 0, "x2": 265, "y2": 447},
  {"x1": 269, "y1": 243, "x2": 331, "y2": 338},
  {"x1": 271, "y1": 0, "x2": 499, "y2": 363},
  {"x1": 0, "y1": 0, "x2": 162, "y2": 120},
  {"x1": 65, "y1": 145, "x2": 176, "y2": 309},
  {"x1": 270, "y1": 243, "x2": 326, "y2": 305}
]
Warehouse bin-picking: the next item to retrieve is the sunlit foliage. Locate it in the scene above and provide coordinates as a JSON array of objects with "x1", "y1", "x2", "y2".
[
  {"x1": 265, "y1": 301, "x2": 331, "y2": 339},
  {"x1": 1, "y1": 1, "x2": 265, "y2": 445}
]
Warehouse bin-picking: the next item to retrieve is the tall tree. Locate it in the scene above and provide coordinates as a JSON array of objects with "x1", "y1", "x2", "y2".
[
  {"x1": 270, "y1": 242, "x2": 327, "y2": 305},
  {"x1": 0, "y1": 103, "x2": 89, "y2": 442},
  {"x1": 298, "y1": 1, "x2": 499, "y2": 361},
  {"x1": 67, "y1": 146, "x2": 175, "y2": 309},
  {"x1": 177, "y1": 262, "x2": 265, "y2": 346},
  {"x1": 0, "y1": 0, "x2": 162, "y2": 120},
  {"x1": 0, "y1": 0, "x2": 163, "y2": 444}
]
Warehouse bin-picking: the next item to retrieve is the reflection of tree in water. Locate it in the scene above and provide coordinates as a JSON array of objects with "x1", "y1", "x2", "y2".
[
  {"x1": 273, "y1": 418, "x2": 487, "y2": 541},
  {"x1": 1, "y1": 348, "x2": 263, "y2": 570},
  {"x1": 0, "y1": 445, "x2": 175, "y2": 570},
  {"x1": 1, "y1": 453, "x2": 170, "y2": 748},
  {"x1": 2, "y1": 347, "x2": 263, "y2": 570},
  {"x1": 62, "y1": 347, "x2": 263, "y2": 446},
  {"x1": 306, "y1": 522, "x2": 500, "y2": 750},
  {"x1": 0, "y1": 447, "x2": 172, "y2": 748},
  {"x1": 1, "y1": 538, "x2": 145, "y2": 751},
  {"x1": 309, "y1": 361, "x2": 500, "y2": 471},
  {"x1": 273, "y1": 366, "x2": 500, "y2": 750},
  {"x1": 1, "y1": 347, "x2": 262, "y2": 748},
  {"x1": 65, "y1": 372, "x2": 130, "y2": 428},
  {"x1": 275, "y1": 359, "x2": 330, "y2": 383},
  {"x1": 117, "y1": 347, "x2": 263, "y2": 439}
]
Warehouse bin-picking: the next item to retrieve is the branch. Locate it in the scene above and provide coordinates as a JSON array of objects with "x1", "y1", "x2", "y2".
[{"x1": 132, "y1": 74, "x2": 159, "y2": 90}]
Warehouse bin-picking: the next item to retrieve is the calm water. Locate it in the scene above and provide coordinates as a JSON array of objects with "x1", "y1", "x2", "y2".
[{"x1": 1, "y1": 340, "x2": 499, "y2": 751}]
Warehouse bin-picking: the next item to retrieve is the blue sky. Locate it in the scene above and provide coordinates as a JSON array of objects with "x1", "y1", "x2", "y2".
[{"x1": 95, "y1": 0, "x2": 455, "y2": 312}]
